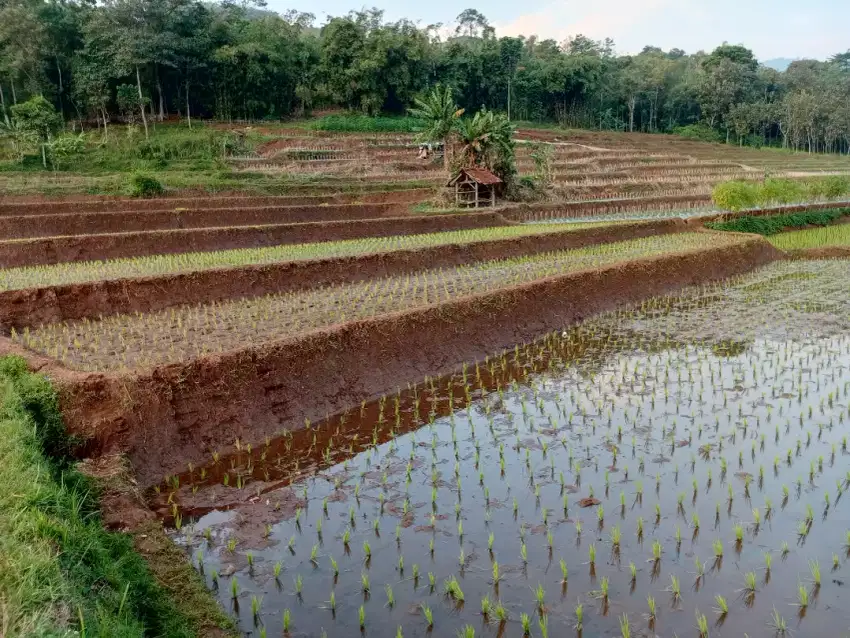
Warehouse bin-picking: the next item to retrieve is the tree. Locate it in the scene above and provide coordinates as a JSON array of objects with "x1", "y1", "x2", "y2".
[
  {"x1": 408, "y1": 84, "x2": 464, "y2": 169},
  {"x1": 9, "y1": 95, "x2": 62, "y2": 166},
  {"x1": 455, "y1": 107, "x2": 515, "y2": 184},
  {"x1": 499, "y1": 37, "x2": 523, "y2": 120},
  {"x1": 454, "y1": 9, "x2": 491, "y2": 39}
]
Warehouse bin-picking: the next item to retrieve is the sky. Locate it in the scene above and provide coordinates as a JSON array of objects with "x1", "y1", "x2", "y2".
[{"x1": 269, "y1": 0, "x2": 848, "y2": 61}]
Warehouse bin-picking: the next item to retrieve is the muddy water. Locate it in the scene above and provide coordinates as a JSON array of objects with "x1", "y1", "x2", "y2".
[{"x1": 160, "y1": 260, "x2": 850, "y2": 637}]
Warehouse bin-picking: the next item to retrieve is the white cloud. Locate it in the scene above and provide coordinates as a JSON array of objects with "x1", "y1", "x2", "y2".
[{"x1": 495, "y1": 0, "x2": 845, "y2": 60}]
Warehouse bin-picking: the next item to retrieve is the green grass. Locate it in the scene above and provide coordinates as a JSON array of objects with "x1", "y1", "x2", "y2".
[
  {"x1": 0, "y1": 222, "x2": 615, "y2": 293},
  {"x1": 308, "y1": 114, "x2": 424, "y2": 133},
  {"x1": 706, "y1": 208, "x2": 850, "y2": 235},
  {"x1": 0, "y1": 354, "x2": 232, "y2": 637},
  {"x1": 768, "y1": 223, "x2": 850, "y2": 251}
]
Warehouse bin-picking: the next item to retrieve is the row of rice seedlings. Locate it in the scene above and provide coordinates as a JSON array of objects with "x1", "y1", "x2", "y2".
[
  {"x1": 15, "y1": 233, "x2": 738, "y2": 371},
  {"x1": 0, "y1": 222, "x2": 615, "y2": 293},
  {"x1": 173, "y1": 259, "x2": 850, "y2": 636},
  {"x1": 768, "y1": 223, "x2": 850, "y2": 251},
  {"x1": 515, "y1": 198, "x2": 712, "y2": 222},
  {"x1": 556, "y1": 170, "x2": 761, "y2": 188}
]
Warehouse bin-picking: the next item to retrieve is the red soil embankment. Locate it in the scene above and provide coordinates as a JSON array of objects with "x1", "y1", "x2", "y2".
[
  {"x1": 0, "y1": 219, "x2": 693, "y2": 329},
  {"x1": 0, "y1": 212, "x2": 509, "y2": 268},
  {"x1": 0, "y1": 188, "x2": 433, "y2": 216},
  {"x1": 18, "y1": 234, "x2": 781, "y2": 486},
  {"x1": 0, "y1": 203, "x2": 416, "y2": 240}
]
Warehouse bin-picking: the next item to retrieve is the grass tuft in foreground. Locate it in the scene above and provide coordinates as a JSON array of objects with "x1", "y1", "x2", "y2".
[{"x1": 0, "y1": 354, "x2": 233, "y2": 637}]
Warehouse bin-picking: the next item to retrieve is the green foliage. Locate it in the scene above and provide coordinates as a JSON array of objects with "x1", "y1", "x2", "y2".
[
  {"x1": 672, "y1": 124, "x2": 724, "y2": 143},
  {"x1": 47, "y1": 133, "x2": 86, "y2": 170},
  {"x1": 0, "y1": 355, "x2": 210, "y2": 637},
  {"x1": 707, "y1": 208, "x2": 850, "y2": 235},
  {"x1": 310, "y1": 114, "x2": 425, "y2": 132},
  {"x1": 128, "y1": 173, "x2": 164, "y2": 198},
  {"x1": 408, "y1": 85, "x2": 464, "y2": 144},
  {"x1": 9, "y1": 96, "x2": 62, "y2": 143},
  {"x1": 713, "y1": 178, "x2": 850, "y2": 211},
  {"x1": 711, "y1": 180, "x2": 759, "y2": 212},
  {"x1": 455, "y1": 107, "x2": 516, "y2": 184}
]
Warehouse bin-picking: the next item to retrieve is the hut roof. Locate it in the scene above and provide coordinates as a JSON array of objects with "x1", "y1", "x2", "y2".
[{"x1": 447, "y1": 167, "x2": 503, "y2": 187}]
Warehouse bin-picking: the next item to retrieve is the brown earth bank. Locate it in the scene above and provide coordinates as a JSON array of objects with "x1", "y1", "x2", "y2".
[
  {"x1": 0, "y1": 218, "x2": 695, "y2": 329},
  {"x1": 0, "y1": 212, "x2": 509, "y2": 268},
  {"x1": 12, "y1": 234, "x2": 781, "y2": 488},
  {"x1": 0, "y1": 202, "x2": 419, "y2": 240},
  {"x1": 787, "y1": 246, "x2": 850, "y2": 259},
  {"x1": 0, "y1": 188, "x2": 433, "y2": 215}
]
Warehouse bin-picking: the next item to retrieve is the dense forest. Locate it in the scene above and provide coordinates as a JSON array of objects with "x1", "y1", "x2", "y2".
[{"x1": 2, "y1": 0, "x2": 850, "y2": 152}]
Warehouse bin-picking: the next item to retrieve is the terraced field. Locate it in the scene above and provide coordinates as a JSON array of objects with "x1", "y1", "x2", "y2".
[{"x1": 4, "y1": 123, "x2": 850, "y2": 638}]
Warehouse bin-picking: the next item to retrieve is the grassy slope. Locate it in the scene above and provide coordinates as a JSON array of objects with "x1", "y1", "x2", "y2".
[{"x1": 0, "y1": 355, "x2": 233, "y2": 637}]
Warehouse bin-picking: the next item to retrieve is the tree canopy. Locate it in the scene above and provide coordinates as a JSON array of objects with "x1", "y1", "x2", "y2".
[{"x1": 1, "y1": 2, "x2": 849, "y2": 152}]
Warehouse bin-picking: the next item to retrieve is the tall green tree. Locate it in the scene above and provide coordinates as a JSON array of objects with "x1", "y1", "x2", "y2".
[{"x1": 408, "y1": 84, "x2": 464, "y2": 168}]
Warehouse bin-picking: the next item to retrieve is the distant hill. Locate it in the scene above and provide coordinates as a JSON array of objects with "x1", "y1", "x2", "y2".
[{"x1": 763, "y1": 58, "x2": 796, "y2": 72}]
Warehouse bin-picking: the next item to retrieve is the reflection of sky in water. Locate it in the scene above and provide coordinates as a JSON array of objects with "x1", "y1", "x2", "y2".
[{"x1": 171, "y1": 259, "x2": 850, "y2": 637}]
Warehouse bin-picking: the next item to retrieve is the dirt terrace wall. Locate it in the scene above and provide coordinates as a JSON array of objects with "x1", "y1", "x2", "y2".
[
  {"x1": 0, "y1": 188, "x2": 434, "y2": 215},
  {"x1": 0, "y1": 212, "x2": 509, "y2": 268},
  {"x1": 32, "y1": 234, "x2": 781, "y2": 487},
  {"x1": 0, "y1": 203, "x2": 417, "y2": 240},
  {"x1": 0, "y1": 219, "x2": 693, "y2": 329}
]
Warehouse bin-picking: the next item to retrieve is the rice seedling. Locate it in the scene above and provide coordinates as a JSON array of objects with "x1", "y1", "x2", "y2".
[
  {"x1": 574, "y1": 602, "x2": 584, "y2": 630},
  {"x1": 619, "y1": 613, "x2": 631, "y2": 638},
  {"x1": 283, "y1": 609, "x2": 291, "y2": 633},
  {"x1": 520, "y1": 613, "x2": 531, "y2": 636},
  {"x1": 535, "y1": 583, "x2": 546, "y2": 611},
  {"x1": 712, "y1": 539, "x2": 724, "y2": 558},
  {"x1": 796, "y1": 583, "x2": 809, "y2": 608},
  {"x1": 646, "y1": 595, "x2": 657, "y2": 621},
  {"x1": 667, "y1": 575, "x2": 681, "y2": 601},
  {"x1": 651, "y1": 539, "x2": 662, "y2": 562},
  {"x1": 444, "y1": 576, "x2": 465, "y2": 602},
  {"x1": 358, "y1": 605, "x2": 365, "y2": 629},
  {"x1": 769, "y1": 607, "x2": 788, "y2": 634},
  {"x1": 696, "y1": 609, "x2": 709, "y2": 637},
  {"x1": 421, "y1": 604, "x2": 434, "y2": 627},
  {"x1": 714, "y1": 594, "x2": 728, "y2": 616},
  {"x1": 809, "y1": 560, "x2": 821, "y2": 587}
]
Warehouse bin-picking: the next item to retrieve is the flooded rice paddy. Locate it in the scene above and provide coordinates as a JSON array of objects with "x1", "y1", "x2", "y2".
[{"x1": 159, "y1": 259, "x2": 850, "y2": 637}]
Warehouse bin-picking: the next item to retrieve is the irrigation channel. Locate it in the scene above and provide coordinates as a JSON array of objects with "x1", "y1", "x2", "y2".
[{"x1": 156, "y1": 259, "x2": 850, "y2": 637}]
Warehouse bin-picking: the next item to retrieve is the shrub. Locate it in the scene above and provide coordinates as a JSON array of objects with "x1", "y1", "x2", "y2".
[
  {"x1": 128, "y1": 173, "x2": 164, "y2": 198},
  {"x1": 761, "y1": 178, "x2": 804, "y2": 205},
  {"x1": 47, "y1": 133, "x2": 87, "y2": 170},
  {"x1": 712, "y1": 180, "x2": 759, "y2": 212},
  {"x1": 820, "y1": 175, "x2": 850, "y2": 199},
  {"x1": 672, "y1": 124, "x2": 723, "y2": 143},
  {"x1": 706, "y1": 208, "x2": 850, "y2": 235}
]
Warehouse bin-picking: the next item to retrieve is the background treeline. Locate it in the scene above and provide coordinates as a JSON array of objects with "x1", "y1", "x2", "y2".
[{"x1": 2, "y1": 0, "x2": 850, "y2": 151}]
